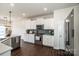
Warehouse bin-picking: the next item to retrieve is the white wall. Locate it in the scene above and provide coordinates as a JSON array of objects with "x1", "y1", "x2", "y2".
[
  {"x1": 74, "y1": 6, "x2": 79, "y2": 56},
  {"x1": 11, "y1": 18, "x2": 26, "y2": 39}
]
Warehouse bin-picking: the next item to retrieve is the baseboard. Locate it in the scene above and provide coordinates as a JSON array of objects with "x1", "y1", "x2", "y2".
[
  {"x1": 42, "y1": 45, "x2": 53, "y2": 48},
  {"x1": 23, "y1": 41, "x2": 54, "y2": 49},
  {"x1": 23, "y1": 41, "x2": 35, "y2": 45}
]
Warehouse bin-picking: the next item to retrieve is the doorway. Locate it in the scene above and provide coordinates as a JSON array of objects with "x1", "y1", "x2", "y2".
[{"x1": 65, "y1": 9, "x2": 74, "y2": 55}]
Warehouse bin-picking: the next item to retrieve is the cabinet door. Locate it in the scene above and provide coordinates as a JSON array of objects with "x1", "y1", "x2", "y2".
[
  {"x1": 43, "y1": 35, "x2": 54, "y2": 47},
  {"x1": 48, "y1": 36, "x2": 54, "y2": 47},
  {"x1": 22, "y1": 34, "x2": 28, "y2": 41},
  {"x1": 46, "y1": 35, "x2": 54, "y2": 47},
  {"x1": 58, "y1": 21, "x2": 65, "y2": 49},
  {"x1": 28, "y1": 34, "x2": 34, "y2": 43},
  {"x1": 43, "y1": 36, "x2": 48, "y2": 46},
  {"x1": 44, "y1": 18, "x2": 54, "y2": 29}
]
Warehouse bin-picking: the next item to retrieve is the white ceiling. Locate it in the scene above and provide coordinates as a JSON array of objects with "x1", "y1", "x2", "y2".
[{"x1": 0, "y1": 3, "x2": 78, "y2": 19}]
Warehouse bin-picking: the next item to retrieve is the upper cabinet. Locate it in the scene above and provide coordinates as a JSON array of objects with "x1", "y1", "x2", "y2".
[
  {"x1": 30, "y1": 20, "x2": 36, "y2": 29},
  {"x1": 25, "y1": 20, "x2": 36, "y2": 29},
  {"x1": 44, "y1": 18, "x2": 54, "y2": 29}
]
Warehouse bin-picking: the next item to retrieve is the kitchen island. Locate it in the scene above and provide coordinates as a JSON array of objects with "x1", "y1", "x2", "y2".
[{"x1": 0, "y1": 43, "x2": 12, "y2": 56}]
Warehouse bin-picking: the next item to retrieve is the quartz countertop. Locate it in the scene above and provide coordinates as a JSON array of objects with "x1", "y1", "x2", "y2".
[
  {"x1": 0, "y1": 37, "x2": 10, "y2": 43},
  {"x1": 0, "y1": 43, "x2": 12, "y2": 55}
]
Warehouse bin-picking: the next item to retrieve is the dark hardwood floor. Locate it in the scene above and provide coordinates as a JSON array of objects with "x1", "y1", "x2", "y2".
[{"x1": 11, "y1": 40, "x2": 65, "y2": 56}]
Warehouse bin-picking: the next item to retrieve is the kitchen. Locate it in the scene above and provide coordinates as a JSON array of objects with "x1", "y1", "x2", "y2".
[{"x1": 0, "y1": 3, "x2": 79, "y2": 56}]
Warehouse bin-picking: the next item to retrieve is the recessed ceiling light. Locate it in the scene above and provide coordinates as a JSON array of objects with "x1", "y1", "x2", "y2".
[
  {"x1": 43, "y1": 8, "x2": 48, "y2": 11},
  {"x1": 22, "y1": 13, "x2": 26, "y2": 17},
  {"x1": 10, "y1": 3, "x2": 15, "y2": 7}
]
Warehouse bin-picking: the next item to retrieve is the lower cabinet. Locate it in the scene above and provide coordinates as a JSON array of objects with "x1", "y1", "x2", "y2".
[
  {"x1": 28, "y1": 34, "x2": 35, "y2": 43},
  {"x1": 23, "y1": 34, "x2": 35, "y2": 43},
  {"x1": 43, "y1": 35, "x2": 54, "y2": 47}
]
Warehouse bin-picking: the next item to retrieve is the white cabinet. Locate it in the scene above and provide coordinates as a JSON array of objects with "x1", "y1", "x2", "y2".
[
  {"x1": 44, "y1": 19, "x2": 50, "y2": 29},
  {"x1": 30, "y1": 21, "x2": 36, "y2": 29},
  {"x1": 23, "y1": 34, "x2": 35, "y2": 43},
  {"x1": 25, "y1": 20, "x2": 36, "y2": 29},
  {"x1": 28, "y1": 34, "x2": 35, "y2": 43},
  {"x1": 21, "y1": 33, "x2": 27, "y2": 41},
  {"x1": 58, "y1": 21, "x2": 65, "y2": 50},
  {"x1": 44, "y1": 18, "x2": 54, "y2": 29},
  {"x1": 43, "y1": 35, "x2": 54, "y2": 47}
]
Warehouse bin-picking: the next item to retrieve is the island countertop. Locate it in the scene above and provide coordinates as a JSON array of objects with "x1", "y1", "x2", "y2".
[{"x1": 0, "y1": 43, "x2": 12, "y2": 55}]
